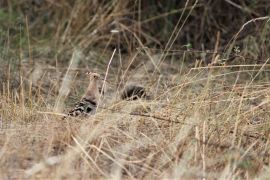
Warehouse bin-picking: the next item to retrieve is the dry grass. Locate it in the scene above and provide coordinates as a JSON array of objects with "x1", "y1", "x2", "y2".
[
  {"x1": 1, "y1": 0, "x2": 270, "y2": 179},
  {"x1": 1, "y1": 51, "x2": 270, "y2": 179}
]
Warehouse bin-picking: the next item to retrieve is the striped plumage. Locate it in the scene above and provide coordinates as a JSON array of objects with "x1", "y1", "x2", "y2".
[
  {"x1": 67, "y1": 98, "x2": 97, "y2": 117},
  {"x1": 121, "y1": 84, "x2": 147, "y2": 100},
  {"x1": 64, "y1": 72, "x2": 101, "y2": 118}
]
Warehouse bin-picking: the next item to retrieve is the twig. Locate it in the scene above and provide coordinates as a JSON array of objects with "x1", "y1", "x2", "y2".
[
  {"x1": 225, "y1": 16, "x2": 270, "y2": 52},
  {"x1": 37, "y1": 111, "x2": 66, "y2": 117},
  {"x1": 229, "y1": 130, "x2": 266, "y2": 141},
  {"x1": 96, "y1": 49, "x2": 116, "y2": 112},
  {"x1": 97, "y1": 106, "x2": 197, "y2": 126}
]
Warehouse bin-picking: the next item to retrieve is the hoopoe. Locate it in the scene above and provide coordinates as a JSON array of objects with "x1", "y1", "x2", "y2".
[
  {"x1": 65, "y1": 72, "x2": 102, "y2": 118},
  {"x1": 121, "y1": 84, "x2": 148, "y2": 100}
]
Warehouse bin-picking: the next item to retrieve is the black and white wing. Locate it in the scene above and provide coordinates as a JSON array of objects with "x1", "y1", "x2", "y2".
[{"x1": 67, "y1": 98, "x2": 97, "y2": 117}]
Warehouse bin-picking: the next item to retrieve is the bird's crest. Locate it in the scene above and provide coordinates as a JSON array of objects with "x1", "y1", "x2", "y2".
[{"x1": 86, "y1": 72, "x2": 101, "y2": 79}]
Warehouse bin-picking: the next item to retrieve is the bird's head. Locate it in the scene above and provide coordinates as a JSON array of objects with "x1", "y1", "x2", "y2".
[{"x1": 86, "y1": 72, "x2": 101, "y2": 81}]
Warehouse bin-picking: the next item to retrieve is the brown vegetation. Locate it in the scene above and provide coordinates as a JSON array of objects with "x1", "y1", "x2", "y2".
[{"x1": 0, "y1": 0, "x2": 270, "y2": 179}]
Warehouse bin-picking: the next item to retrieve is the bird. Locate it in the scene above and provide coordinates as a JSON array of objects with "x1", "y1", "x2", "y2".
[
  {"x1": 121, "y1": 84, "x2": 147, "y2": 100},
  {"x1": 64, "y1": 72, "x2": 102, "y2": 118}
]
